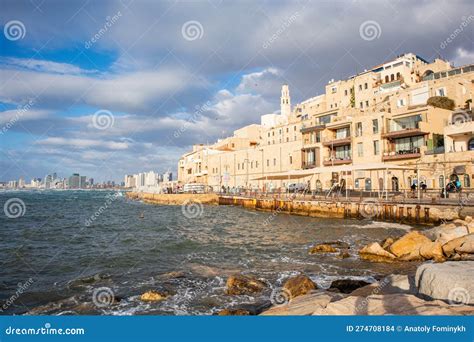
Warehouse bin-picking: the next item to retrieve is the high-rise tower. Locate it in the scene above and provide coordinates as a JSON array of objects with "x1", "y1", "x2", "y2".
[{"x1": 281, "y1": 84, "x2": 291, "y2": 117}]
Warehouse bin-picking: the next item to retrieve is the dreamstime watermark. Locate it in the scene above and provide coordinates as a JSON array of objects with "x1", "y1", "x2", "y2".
[
  {"x1": 3, "y1": 198, "x2": 26, "y2": 218},
  {"x1": 448, "y1": 287, "x2": 471, "y2": 306},
  {"x1": 5, "y1": 323, "x2": 85, "y2": 336},
  {"x1": 84, "y1": 11, "x2": 122, "y2": 49},
  {"x1": 0, "y1": 278, "x2": 34, "y2": 313},
  {"x1": 92, "y1": 109, "x2": 114, "y2": 130},
  {"x1": 359, "y1": 20, "x2": 381, "y2": 41},
  {"x1": 440, "y1": 15, "x2": 474, "y2": 50},
  {"x1": 181, "y1": 20, "x2": 204, "y2": 41},
  {"x1": 173, "y1": 101, "x2": 211, "y2": 139},
  {"x1": 92, "y1": 286, "x2": 115, "y2": 308},
  {"x1": 85, "y1": 192, "x2": 120, "y2": 227},
  {"x1": 181, "y1": 199, "x2": 204, "y2": 219},
  {"x1": 450, "y1": 110, "x2": 472, "y2": 129},
  {"x1": 262, "y1": 12, "x2": 300, "y2": 49},
  {"x1": 354, "y1": 277, "x2": 390, "y2": 312},
  {"x1": 270, "y1": 287, "x2": 292, "y2": 306},
  {"x1": 0, "y1": 98, "x2": 36, "y2": 135},
  {"x1": 359, "y1": 198, "x2": 381, "y2": 219},
  {"x1": 4, "y1": 20, "x2": 26, "y2": 41},
  {"x1": 262, "y1": 188, "x2": 309, "y2": 226}
]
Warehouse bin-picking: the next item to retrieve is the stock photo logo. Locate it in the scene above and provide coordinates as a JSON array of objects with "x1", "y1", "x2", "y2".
[
  {"x1": 92, "y1": 287, "x2": 116, "y2": 308},
  {"x1": 3, "y1": 198, "x2": 26, "y2": 218},
  {"x1": 359, "y1": 198, "x2": 380, "y2": 219},
  {"x1": 359, "y1": 20, "x2": 381, "y2": 41},
  {"x1": 92, "y1": 110, "x2": 115, "y2": 130},
  {"x1": 181, "y1": 20, "x2": 204, "y2": 41},
  {"x1": 448, "y1": 287, "x2": 471, "y2": 306},
  {"x1": 4, "y1": 20, "x2": 26, "y2": 41},
  {"x1": 181, "y1": 199, "x2": 204, "y2": 219},
  {"x1": 270, "y1": 287, "x2": 292, "y2": 306}
]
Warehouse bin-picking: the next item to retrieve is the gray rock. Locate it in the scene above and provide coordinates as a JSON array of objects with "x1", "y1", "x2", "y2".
[{"x1": 415, "y1": 261, "x2": 474, "y2": 305}]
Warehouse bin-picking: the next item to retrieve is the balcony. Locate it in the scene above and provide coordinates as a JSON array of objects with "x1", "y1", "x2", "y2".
[
  {"x1": 382, "y1": 148, "x2": 421, "y2": 161},
  {"x1": 322, "y1": 136, "x2": 351, "y2": 147},
  {"x1": 301, "y1": 124, "x2": 326, "y2": 133},
  {"x1": 323, "y1": 157, "x2": 352, "y2": 166},
  {"x1": 302, "y1": 162, "x2": 317, "y2": 169},
  {"x1": 381, "y1": 127, "x2": 428, "y2": 139}
]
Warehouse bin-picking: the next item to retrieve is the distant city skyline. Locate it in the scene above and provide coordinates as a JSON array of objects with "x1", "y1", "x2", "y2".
[{"x1": 1, "y1": 0, "x2": 473, "y2": 182}]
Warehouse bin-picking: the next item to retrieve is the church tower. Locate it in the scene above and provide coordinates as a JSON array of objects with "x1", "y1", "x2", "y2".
[{"x1": 281, "y1": 84, "x2": 291, "y2": 117}]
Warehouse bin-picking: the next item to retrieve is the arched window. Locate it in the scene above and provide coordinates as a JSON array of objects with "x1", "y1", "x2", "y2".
[
  {"x1": 469, "y1": 138, "x2": 474, "y2": 151},
  {"x1": 396, "y1": 72, "x2": 401, "y2": 80},
  {"x1": 439, "y1": 175, "x2": 445, "y2": 189},
  {"x1": 464, "y1": 174, "x2": 471, "y2": 188},
  {"x1": 365, "y1": 178, "x2": 372, "y2": 191},
  {"x1": 390, "y1": 74, "x2": 395, "y2": 81},
  {"x1": 392, "y1": 177, "x2": 399, "y2": 191},
  {"x1": 385, "y1": 75, "x2": 389, "y2": 83}
]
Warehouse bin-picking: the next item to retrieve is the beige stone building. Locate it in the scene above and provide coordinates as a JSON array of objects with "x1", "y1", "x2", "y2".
[{"x1": 178, "y1": 53, "x2": 474, "y2": 193}]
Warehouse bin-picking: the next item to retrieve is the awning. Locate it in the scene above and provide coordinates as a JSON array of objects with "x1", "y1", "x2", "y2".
[{"x1": 251, "y1": 162, "x2": 430, "y2": 181}]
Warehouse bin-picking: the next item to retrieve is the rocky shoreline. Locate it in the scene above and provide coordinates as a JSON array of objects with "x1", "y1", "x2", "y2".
[{"x1": 216, "y1": 217, "x2": 474, "y2": 315}]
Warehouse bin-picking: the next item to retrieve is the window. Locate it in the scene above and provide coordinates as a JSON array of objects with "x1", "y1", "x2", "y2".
[
  {"x1": 385, "y1": 75, "x2": 389, "y2": 83},
  {"x1": 344, "y1": 90, "x2": 348, "y2": 96},
  {"x1": 355, "y1": 122, "x2": 362, "y2": 136},
  {"x1": 357, "y1": 142, "x2": 363, "y2": 157},
  {"x1": 267, "y1": 159, "x2": 269, "y2": 167},
  {"x1": 397, "y1": 98, "x2": 405, "y2": 107},
  {"x1": 365, "y1": 100, "x2": 369, "y2": 108},
  {"x1": 294, "y1": 126, "x2": 296, "y2": 131},
  {"x1": 256, "y1": 161, "x2": 259, "y2": 168},
  {"x1": 364, "y1": 83, "x2": 368, "y2": 89},
  {"x1": 390, "y1": 74, "x2": 395, "y2": 81},
  {"x1": 251, "y1": 161, "x2": 253, "y2": 169},
  {"x1": 289, "y1": 156, "x2": 293, "y2": 164},
  {"x1": 286, "y1": 127, "x2": 289, "y2": 133},
  {"x1": 273, "y1": 158, "x2": 276, "y2": 166},
  {"x1": 373, "y1": 140, "x2": 380, "y2": 155},
  {"x1": 372, "y1": 119, "x2": 379, "y2": 134},
  {"x1": 238, "y1": 164, "x2": 240, "y2": 170},
  {"x1": 437, "y1": 87, "x2": 446, "y2": 96},
  {"x1": 469, "y1": 138, "x2": 474, "y2": 151},
  {"x1": 464, "y1": 174, "x2": 471, "y2": 188},
  {"x1": 268, "y1": 132, "x2": 270, "y2": 137},
  {"x1": 360, "y1": 102, "x2": 363, "y2": 108},
  {"x1": 359, "y1": 84, "x2": 362, "y2": 91}
]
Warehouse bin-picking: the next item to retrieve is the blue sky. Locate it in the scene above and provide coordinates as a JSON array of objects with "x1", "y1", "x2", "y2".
[{"x1": 0, "y1": 0, "x2": 473, "y2": 182}]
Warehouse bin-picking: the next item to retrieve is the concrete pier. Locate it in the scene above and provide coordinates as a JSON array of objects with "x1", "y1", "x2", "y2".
[{"x1": 218, "y1": 195, "x2": 464, "y2": 225}]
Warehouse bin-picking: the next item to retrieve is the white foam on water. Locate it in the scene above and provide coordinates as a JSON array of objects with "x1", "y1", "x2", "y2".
[{"x1": 347, "y1": 221, "x2": 413, "y2": 231}]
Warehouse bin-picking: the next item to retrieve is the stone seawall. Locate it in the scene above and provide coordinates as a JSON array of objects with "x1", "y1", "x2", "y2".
[
  {"x1": 126, "y1": 192, "x2": 219, "y2": 205},
  {"x1": 218, "y1": 196, "x2": 462, "y2": 225}
]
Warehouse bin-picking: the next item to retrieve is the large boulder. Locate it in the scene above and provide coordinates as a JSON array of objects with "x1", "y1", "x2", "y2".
[
  {"x1": 442, "y1": 234, "x2": 474, "y2": 257},
  {"x1": 261, "y1": 291, "x2": 336, "y2": 315},
  {"x1": 437, "y1": 226, "x2": 469, "y2": 245},
  {"x1": 140, "y1": 290, "x2": 168, "y2": 302},
  {"x1": 350, "y1": 274, "x2": 417, "y2": 297},
  {"x1": 415, "y1": 261, "x2": 474, "y2": 305},
  {"x1": 419, "y1": 241, "x2": 445, "y2": 262},
  {"x1": 217, "y1": 308, "x2": 251, "y2": 316},
  {"x1": 359, "y1": 242, "x2": 397, "y2": 262},
  {"x1": 309, "y1": 244, "x2": 337, "y2": 254},
  {"x1": 389, "y1": 231, "x2": 431, "y2": 260},
  {"x1": 423, "y1": 223, "x2": 456, "y2": 241},
  {"x1": 329, "y1": 279, "x2": 371, "y2": 294},
  {"x1": 311, "y1": 294, "x2": 473, "y2": 315},
  {"x1": 467, "y1": 222, "x2": 474, "y2": 234},
  {"x1": 282, "y1": 275, "x2": 317, "y2": 299},
  {"x1": 226, "y1": 275, "x2": 266, "y2": 295}
]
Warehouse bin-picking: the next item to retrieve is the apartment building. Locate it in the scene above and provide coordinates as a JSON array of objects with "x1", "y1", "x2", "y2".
[{"x1": 178, "y1": 53, "x2": 474, "y2": 192}]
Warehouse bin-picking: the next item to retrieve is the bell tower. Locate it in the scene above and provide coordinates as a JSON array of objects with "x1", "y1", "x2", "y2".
[{"x1": 281, "y1": 84, "x2": 291, "y2": 117}]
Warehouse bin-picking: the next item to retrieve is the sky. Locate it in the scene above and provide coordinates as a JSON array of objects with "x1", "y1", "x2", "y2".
[{"x1": 0, "y1": 0, "x2": 473, "y2": 182}]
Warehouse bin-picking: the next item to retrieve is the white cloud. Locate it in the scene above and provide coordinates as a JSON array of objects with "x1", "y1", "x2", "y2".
[
  {"x1": 0, "y1": 57, "x2": 97, "y2": 75},
  {"x1": 451, "y1": 48, "x2": 474, "y2": 67},
  {"x1": 36, "y1": 137, "x2": 131, "y2": 150}
]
